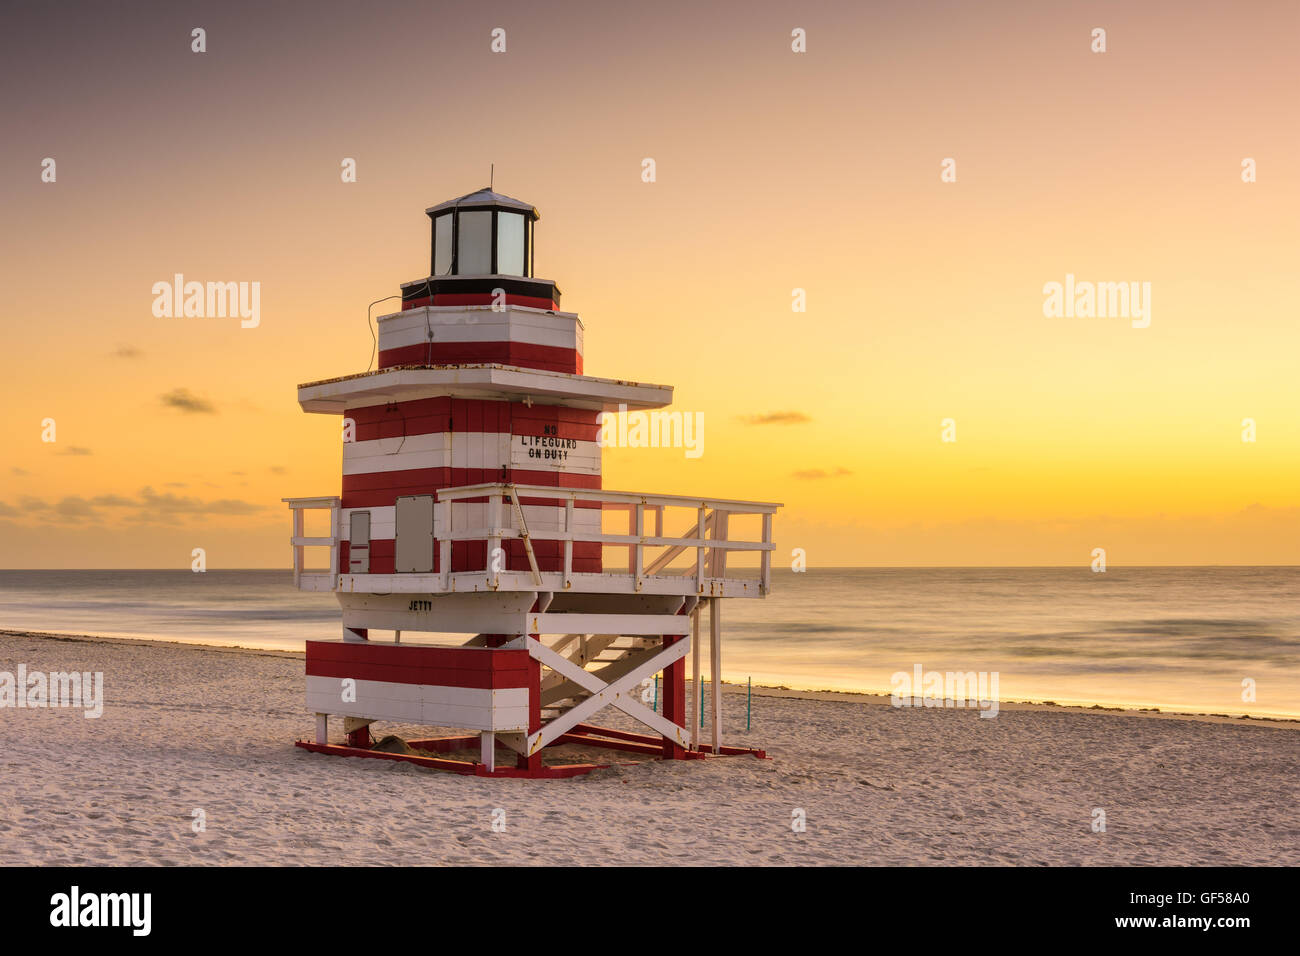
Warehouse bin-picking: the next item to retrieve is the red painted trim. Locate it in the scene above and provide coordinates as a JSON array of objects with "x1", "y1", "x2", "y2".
[
  {"x1": 404, "y1": 735, "x2": 480, "y2": 753},
  {"x1": 378, "y1": 341, "x2": 579, "y2": 374},
  {"x1": 346, "y1": 396, "x2": 450, "y2": 426},
  {"x1": 345, "y1": 397, "x2": 597, "y2": 429},
  {"x1": 691, "y1": 742, "x2": 769, "y2": 758},
  {"x1": 345, "y1": 398, "x2": 601, "y2": 443},
  {"x1": 401, "y1": 293, "x2": 559, "y2": 312},
  {"x1": 306, "y1": 659, "x2": 530, "y2": 689},
  {"x1": 341, "y1": 467, "x2": 601, "y2": 509},
  {"x1": 555, "y1": 732, "x2": 666, "y2": 757},
  {"x1": 336, "y1": 537, "x2": 602, "y2": 575},
  {"x1": 293, "y1": 723, "x2": 760, "y2": 778},
  {"x1": 294, "y1": 741, "x2": 609, "y2": 778},
  {"x1": 307, "y1": 640, "x2": 527, "y2": 669}
]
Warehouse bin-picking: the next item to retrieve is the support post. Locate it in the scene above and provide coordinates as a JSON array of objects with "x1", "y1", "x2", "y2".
[
  {"x1": 661, "y1": 634, "x2": 686, "y2": 759},
  {"x1": 480, "y1": 731, "x2": 496, "y2": 773},
  {"x1": 710, "y1": 598, "x2": 722, "y2": 753},
  {"x1": 292, "y1": 507, "x2": 304, "y2": 589},
  {"x1": 315, "y1": 713, "x2": 328, "y2": 745},
  {"x1": 345, "y1": 721, "x2": 371, "y2": 749},
  {"x1": 516, "y1": 636, "x2": 543, "y2": 772},
  {"x1": 690, "y1": 607, "x2": 701, "y2": 749}
]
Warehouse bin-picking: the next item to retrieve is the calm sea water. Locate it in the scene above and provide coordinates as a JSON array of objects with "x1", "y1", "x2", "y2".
[{"x1": 0, "y1": 568, "x2": 1296, "y2": 718}]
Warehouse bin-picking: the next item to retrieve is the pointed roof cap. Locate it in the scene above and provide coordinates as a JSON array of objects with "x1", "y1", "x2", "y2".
[{"x1": 425, "y1": 188, "x2": 538, "y2": 219}]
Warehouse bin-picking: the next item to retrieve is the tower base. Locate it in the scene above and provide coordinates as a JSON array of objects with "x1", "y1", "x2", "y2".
[{"x1": 294, "y1": 724, "x2": 767, "y2": 779}]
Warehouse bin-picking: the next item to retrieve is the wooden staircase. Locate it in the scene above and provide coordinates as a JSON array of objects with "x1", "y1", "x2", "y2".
[{"x1": 539, "y1": 634, "x2": 663, "y2": 718}]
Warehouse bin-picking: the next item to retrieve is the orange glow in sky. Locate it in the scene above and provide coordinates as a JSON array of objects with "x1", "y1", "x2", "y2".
[{"x1": 1, "y1": 0, "x2": 1297, "y2": 568}]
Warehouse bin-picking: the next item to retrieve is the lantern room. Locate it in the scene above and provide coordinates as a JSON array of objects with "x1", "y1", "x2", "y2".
[
  {"x1": 403, "y1": 188, "x2": 559, "y2": 312},
  {"x1": 428, "y1": 188, "x2": 537, "y2": 278}
]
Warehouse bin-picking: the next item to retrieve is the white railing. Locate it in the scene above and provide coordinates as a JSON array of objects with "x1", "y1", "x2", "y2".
[
  {"x1": 434, "y1": 483, "x2": 779, "y2": 595},
  {"x1": 282, "y1": 496, "x2": 340, "y2": 591},
  {"x1": 283, "y1": 485, "x2": 779, "y2": 596}
]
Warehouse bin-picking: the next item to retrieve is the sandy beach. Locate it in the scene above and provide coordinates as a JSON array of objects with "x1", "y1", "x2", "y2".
[{"x1": 2, "y1": 629, "x2": 1297, "y2": 866}]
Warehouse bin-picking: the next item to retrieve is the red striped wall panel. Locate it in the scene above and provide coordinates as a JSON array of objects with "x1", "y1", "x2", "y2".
[{"x1": 378, "y1": 341, "x2": 581, "y2": 374}]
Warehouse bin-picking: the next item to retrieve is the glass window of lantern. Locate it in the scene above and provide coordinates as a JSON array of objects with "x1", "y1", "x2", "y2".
[
  {"x1": 497, "y1": 212, "x2": 526, "y2": 276},
  {"x1": 433, "y1": 213, "x2": 453, "y2": 275},
  {"x1": 456, "y1": 211, "x2": 492, "y2": 275}
]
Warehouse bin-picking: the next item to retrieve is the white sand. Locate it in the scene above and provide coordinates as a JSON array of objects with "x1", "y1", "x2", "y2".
[{"x1": 2, "y1": 629, "x2": 1297, "y2": 866}]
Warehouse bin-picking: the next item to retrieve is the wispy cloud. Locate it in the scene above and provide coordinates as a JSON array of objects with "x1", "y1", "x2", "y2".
[
  {"x1": 89, "y1": 494, "x2": 137, "y2": 507},
  {"x1": 738, "y1": 411, "x2": 812, "y2": 426},
  {"x1": 1, "y1": 488, "x2": 264, "y2": 525},
  {"x1": 58, "y1": 446, "x2": 93, "y2": 456},
  {"x1": 160, "y1": 388, "x2": 216, "y2": 414},
  {"x1": 138, "y1": 486, "x2": 261, "y2": 515},
  {"x1": 55, "y1": 496, "x2": 97, "y2": 520},
  {"x1": 113, "y1": 345, "x2": 143, "y2": 359}
]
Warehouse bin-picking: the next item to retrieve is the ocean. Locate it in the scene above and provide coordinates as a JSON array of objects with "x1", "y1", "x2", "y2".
[{"x1": 0, "y1": 567, "x2": 1296, "y2": 719}]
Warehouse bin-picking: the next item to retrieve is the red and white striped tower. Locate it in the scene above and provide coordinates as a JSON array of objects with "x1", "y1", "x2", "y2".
[{"x1": 286, "y1": 188, "x2": 780, "y2": 777}]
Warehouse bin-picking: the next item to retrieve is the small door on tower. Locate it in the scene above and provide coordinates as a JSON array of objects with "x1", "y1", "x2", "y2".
[
  {"x1": 349, "y1": 511, "x2": 370, "y2": 573},
  {"x1": 395, "y1": 495, "x2": 434, "y2": 573}
]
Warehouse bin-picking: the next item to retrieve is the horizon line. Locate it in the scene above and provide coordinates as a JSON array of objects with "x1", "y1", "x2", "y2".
[{"x1": 2, "y1": 565, "x2": 1298, "y2": 573}]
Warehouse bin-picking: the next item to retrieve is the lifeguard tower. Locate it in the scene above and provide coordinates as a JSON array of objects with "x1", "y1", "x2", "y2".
[{"x1": 284, "y1": 188, "x2": 780, "y2": 777}]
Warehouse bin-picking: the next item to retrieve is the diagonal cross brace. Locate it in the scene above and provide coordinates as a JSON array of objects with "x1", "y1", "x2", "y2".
[{"x1": 526, "y1": 636, "x2": 689, "y2": 755}]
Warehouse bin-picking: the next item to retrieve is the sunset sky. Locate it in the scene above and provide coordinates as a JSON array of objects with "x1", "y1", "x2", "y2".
[{"x1": 1, "y1": 0, "x2": 1297, "y2": 568}]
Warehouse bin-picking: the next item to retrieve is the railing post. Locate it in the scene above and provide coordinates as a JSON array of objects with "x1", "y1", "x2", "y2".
[
  {"x1": 563, "y1": 496, "x2": 574, "y2": 587},
  {"x1": 712, "y1": 511, "x2": 729, "y2": 580},
  {"x1": 488, "y1": 491, "x2": 503, "y2": 587},
  {"x1": 760, "y1": 512, "x2": 773, "y2": 595},
  {"x1": 696, "y1": 506, "x2": 708, "y2": 591},
  {"x1": 633, "y1": 502, "x2": 644, "y2": 590},
  {"x1": 328, "y1": 503, "x2": 339, "y2": 580},
  {"x1": 438, "y1": 497, "x2": 451, "y2": 591},
  {"x1": 292, "y1": 506, "x2": 304, "y2": 589}
]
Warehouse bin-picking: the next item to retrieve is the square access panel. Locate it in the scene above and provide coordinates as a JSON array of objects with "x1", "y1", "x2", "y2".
[{"x1": 395, "y1": 495, "x2": 434, "y2": 573}]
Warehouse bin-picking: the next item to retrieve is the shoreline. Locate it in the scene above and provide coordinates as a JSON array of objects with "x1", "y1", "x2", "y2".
[{"x1": 5, "y1": 627, "x2": 1296, "y2": 730}]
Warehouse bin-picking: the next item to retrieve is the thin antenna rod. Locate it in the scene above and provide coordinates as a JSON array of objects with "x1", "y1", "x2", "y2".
[{"x1": 490, "y1": 164, "x2": 494, "y2": 190}]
